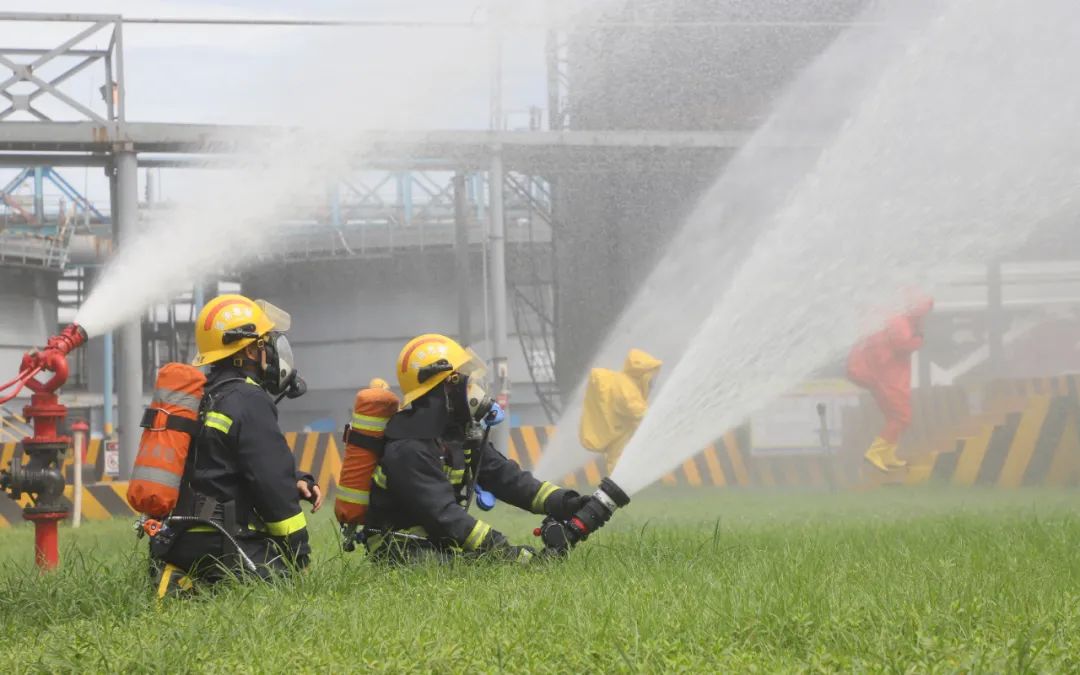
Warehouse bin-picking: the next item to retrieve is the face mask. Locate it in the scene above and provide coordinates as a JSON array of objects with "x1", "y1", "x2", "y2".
[
  {"x1": 261, "y1": 332, "x2": 303, "y2": 398},
  {"x1": 445, "y1": 373, "x2": 494, "y2": 428}
]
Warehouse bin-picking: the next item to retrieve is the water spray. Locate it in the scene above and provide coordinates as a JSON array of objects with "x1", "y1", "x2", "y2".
[
  {"x1": 534, "y1": 477, "x2": 631, "y2": 555},
  {"x1": 0, "y1": 324, "x2": 88, "y2": 570}
]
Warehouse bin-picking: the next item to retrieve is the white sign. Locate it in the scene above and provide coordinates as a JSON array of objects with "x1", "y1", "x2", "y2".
[
  {"x1": 750, "y1": 381, "x2": 859, "y2": 456},
  {"x1": 104, "y1": 441, "x2": 119, "y2": 477}
]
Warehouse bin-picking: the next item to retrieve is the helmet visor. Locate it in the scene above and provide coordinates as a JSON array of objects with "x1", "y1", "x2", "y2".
[
  {"x1": 255, "y1": 299, "x2": 291, "y2": 332},
  {"x1": 459, "y1": 347, "x2": 488, "y2": 380}
]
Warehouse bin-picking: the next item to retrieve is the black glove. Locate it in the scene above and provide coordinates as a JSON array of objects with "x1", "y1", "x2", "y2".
[
  {"x1": 480, "y1": 529, "x2": 536, "y2": 564},
  {"x1": 544, "y1": 489, "x2": 589, "y2": 520}
]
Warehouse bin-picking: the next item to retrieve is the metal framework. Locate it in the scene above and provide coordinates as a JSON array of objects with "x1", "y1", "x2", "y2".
[
  {"x1": 0, "y1": 14, "x2": 124, "y2": 123},
  {"x1": 0, "y1": 9, "x2": 809, "y2": 468}
]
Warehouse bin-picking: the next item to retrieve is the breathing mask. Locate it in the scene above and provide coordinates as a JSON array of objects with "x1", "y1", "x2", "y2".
[{"x1": 262, "y1": 332, "x2": 305, "y2": 399}]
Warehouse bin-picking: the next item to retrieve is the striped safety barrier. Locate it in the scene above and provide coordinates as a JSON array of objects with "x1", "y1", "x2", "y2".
[
  {"x1": 904, "y1": 393, "x2": 1080, "y2": 487},
  {"x1": 3, "y1": 382, "x2": 1079, "y2": 526}
]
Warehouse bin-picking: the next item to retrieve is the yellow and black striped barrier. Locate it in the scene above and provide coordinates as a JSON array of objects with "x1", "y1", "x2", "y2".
[
  {"x1": 4, "y1": 383, "x2": 1079, "y2": 526},
  {"x1": 906, "y1": 393, "x2": 1080, "y2": 487}
]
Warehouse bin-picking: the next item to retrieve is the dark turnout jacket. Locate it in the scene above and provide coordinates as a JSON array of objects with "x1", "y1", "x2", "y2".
[
  {"x1": 167, "y1": 366, "x2": 313, "y2": 574},
  {"x1": 364, "y1": 387, "x2": 564, "y2": 555}
]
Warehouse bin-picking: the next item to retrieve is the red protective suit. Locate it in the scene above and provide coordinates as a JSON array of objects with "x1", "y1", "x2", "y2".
[{"x1": 847, "y1": 299, "x2": 933, "y2": 443}]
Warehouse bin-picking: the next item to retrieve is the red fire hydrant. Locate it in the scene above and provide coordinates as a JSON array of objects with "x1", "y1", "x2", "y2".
[{"x1": 0, "y1": 324, "x2": 88, "y2": 570}]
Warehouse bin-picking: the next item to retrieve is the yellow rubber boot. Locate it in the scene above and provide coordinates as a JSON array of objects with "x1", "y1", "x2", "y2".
[
  {"x1": 881, "y1": 442, "x2": 907, "y2": 469},
  {"x1": 863, "y1": 437, "x2": 891, "y2": 472}
]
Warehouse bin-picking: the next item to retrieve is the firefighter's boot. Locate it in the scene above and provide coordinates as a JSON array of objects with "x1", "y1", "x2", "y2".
[
  {"x1": 863, "y1": 437, "x2": 892, "y2": 473},
  {"x1": 881, "y1": 442, "x2": 907, "y2": 469}
]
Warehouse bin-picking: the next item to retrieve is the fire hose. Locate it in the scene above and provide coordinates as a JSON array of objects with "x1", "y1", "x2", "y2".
[{"x1": 534, "y1": 477, "x2": 632, "y2": 555}]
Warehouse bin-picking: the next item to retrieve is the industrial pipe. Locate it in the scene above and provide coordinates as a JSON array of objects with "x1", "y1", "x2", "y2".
[{"x1": 0, "y1": 323, "x2": 88, "y2": 570}]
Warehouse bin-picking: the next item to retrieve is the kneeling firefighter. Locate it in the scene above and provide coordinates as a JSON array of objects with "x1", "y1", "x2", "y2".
[
  {"x1": 130, "y1": 294, "x2": 322, "y2": 595},
  {"x1": 360, "y1": 334, "x2": 589, "y2": 563}
]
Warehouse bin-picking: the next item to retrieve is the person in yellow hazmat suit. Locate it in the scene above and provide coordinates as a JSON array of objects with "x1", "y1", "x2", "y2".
[{"x1": 579, "y1": 349, "x2": 663, "y2": 474}]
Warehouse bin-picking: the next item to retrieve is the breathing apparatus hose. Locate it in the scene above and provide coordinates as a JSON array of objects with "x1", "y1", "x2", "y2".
[
  {"x1": 463, "y1": 424, "x2": 491, "y2": 510},
  {"x1": 161, "y1": 516, "x2": 259, "y2": 573}
]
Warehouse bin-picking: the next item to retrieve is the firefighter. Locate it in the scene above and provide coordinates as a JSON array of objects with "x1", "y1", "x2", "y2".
[
  {"x1": 847, "y1": 297, "x2": 934, "y2": 472},
  {"x1": 363, "y1": 333, "x2": 587, "y2": 563},
  {"x1": 154, "y1": 294, "x2": 323, "y2": 592},
  {"x1": 579, "y1": 349, "x2": 663, "y2": 474}
]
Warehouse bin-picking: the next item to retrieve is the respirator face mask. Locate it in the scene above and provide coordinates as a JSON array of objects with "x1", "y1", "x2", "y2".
[
  {"x1": 262, "y1": 332, "x2": 304, "y2": 399},
  {"x1": 444, "y1": 349, "x2": 494, "y2": 428}
]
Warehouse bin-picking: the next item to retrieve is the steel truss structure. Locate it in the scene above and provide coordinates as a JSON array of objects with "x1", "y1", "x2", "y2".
[{"x1": 0, "y1": 10, "x2": 752, "y2": 471}]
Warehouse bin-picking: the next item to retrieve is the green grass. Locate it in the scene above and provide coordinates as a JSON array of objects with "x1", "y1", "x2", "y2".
[{"x1": 1, "y1": 488, "x2": 1079, "y2": 673}]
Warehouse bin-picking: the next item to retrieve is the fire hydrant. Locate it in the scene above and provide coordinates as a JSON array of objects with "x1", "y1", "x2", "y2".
[{"x1": 0, "y1": 324, "x2": 88, "y2": 569}]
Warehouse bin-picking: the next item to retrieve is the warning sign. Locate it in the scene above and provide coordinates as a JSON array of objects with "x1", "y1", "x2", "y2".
[
  {"x1": 104, "y1": 440, "x2": 119, "y2": 477},
  {"x1": 750, "y1": 381, "x2": 858, "y2": 456}
]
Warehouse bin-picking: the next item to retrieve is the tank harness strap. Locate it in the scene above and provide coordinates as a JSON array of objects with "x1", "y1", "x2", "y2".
[
  {"x1": 140, "y1": 407, "x2": 200, "y2": 435},
  {"x1": 342, "y1": 425, "x2": 383, "y2": 452}
]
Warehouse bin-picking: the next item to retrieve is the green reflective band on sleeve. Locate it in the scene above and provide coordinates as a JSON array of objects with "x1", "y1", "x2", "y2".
[
  {"x1": 335, "y1": 484, "x2": 369, "y2": 505},
  {"x1": 463, "y1": 520, "x2": 492, "y2": 551},
  {"x1": 244, "y1": 377, "x2": 259, "y2": 386},
  {"x1": 204, "y1": 411, "x2": 233, "y2": 434},
  {"x1": 531, "y1": 481, "x2": 560, "y2": 513},
  {"x1": 372, "y1": 466, "x2": 388, "y2": 489},
  {"x1": 446, "y1": 468, "x2": 466, "y2": 485},
  {"x1": 350, "y1": 413, "x2": 388, "y2": 433},
  {"x1": 263, "y1": 511, "x2": 307, "y2": 536}
]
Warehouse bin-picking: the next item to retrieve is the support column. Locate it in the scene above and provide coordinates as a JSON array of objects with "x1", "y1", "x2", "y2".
[
  {"x1": 987, "y1": 261, "x2": 1004, "y2": 378},
  {"x1": 114, "y1": 149, "x2": 142, "y2": 479},
  {"x1": 489, "y1": 151, "x2": 510, "y2": 447},
  {"x1": 454, "y1": 172, "x2": 472, "y2": 347},
  {"x1": 102, "y1": 332, "x2": 114, "y2": 436}
]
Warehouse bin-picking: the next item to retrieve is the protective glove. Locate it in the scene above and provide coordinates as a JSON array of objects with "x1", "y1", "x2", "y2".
[
  {"x1": 482, "y1": 530, "x2": 536, "y2": 564},
  {"x1": 482, "y1": 401, "x2": 506, "y2": 428},
  {"x1": 544, "y1": 488, "x2": 589, "y2": 520}
]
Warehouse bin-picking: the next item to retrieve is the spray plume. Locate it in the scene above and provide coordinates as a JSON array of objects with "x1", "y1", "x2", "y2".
[{"x1": 610, "y1": 0, "x2": 1080, "y2": 494}]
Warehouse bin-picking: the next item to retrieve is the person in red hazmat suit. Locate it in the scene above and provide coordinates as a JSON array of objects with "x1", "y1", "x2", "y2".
[
  {"x1": 579, "y1": 349, "x2": 663, "y2": 475},
  {"x1": 847, "y1": 298, "x2": 934, "y2": 472}
]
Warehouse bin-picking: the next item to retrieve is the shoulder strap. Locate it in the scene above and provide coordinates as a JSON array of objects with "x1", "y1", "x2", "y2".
[{"x1": 184, "y1": 377, "x2": 251, "y2": 490}]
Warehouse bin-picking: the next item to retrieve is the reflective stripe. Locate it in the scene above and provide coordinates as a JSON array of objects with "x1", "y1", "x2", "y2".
[
  {"x1": 335, "y1": 484, "x2": 369, "y2": 505},
  {"x1": 463, "y1": 520, "x2": 492, "y2": 551},
  {"x1": 350, "y1": 413, "x2": 388, "y2": 433},
  {"x1": 151, "y1": 388, "x2": 201, "y2": 412},
  {"x1": 204, "y1": 411, "x2": 232, "y2": 434},
  {"x1": 262, "y1": 511, "x2": 307, "y2": 536},
  {"x1": 187, "y1": 525, "x2": 217, "y2": 533},
  {"x1": 244, "y1": 377, "x2": 259, "y2": 386},
  {"x1": 130, "y1": 465, "x2": 181, "y2": 489},
  {"x1": 444, "y1": 468, "x2": 465, "y2": 485},
  {"x1": 531, "y1": 481, "x2": 559, "y2": 513},
  {"x1": 372, "y1": 466, "x2": 388, "y2": 489}
]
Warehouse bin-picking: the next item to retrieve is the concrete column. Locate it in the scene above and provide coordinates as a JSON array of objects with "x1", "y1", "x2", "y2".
[
  {"x1": 489, "y1": 151, "x2": 510, "y2": 449},
  {"x1": 987, "y1": 261, "x2": 1004, "y2": 377},
  {"x1": 454, "y1": 172, "x2": 472, "y2": 347},
  {"x1": 114, "y1": 150, "x2": 142, "y2": 479}
]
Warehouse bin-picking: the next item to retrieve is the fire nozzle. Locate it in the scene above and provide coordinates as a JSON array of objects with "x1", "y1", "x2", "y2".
[
  {"x1": 0, "y1": 323, "x2": 88, "y2": 570},
  {"x1": 535, "y1": 477, "x2": 631, "y2": 556}
]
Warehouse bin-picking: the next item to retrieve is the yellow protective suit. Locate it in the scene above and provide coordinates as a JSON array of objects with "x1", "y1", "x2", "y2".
[{"x1": 579, "y1": 349, "x2": 663, "y2": 474}]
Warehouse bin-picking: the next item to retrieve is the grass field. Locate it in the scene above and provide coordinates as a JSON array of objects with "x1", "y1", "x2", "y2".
[{"x1": 1, "y1": 488, "x2": 1079, "y2": 673}]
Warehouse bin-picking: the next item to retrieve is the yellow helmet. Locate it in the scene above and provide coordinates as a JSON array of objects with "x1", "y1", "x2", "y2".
[
  {"x1": 192, "y1": 294, "x2": 288, "y2": 367},
  {"x1": 396, "y1": 334, "x2": 479, "y2": 407}
]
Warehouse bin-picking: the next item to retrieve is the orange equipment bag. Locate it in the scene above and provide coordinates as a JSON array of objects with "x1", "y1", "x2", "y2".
[
  {"x1": 126, "y1": 363, "x2": 206, "y2": 517},
  {"x1": 335, "y1": 386, "x2": 400, "y2": 526}
]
